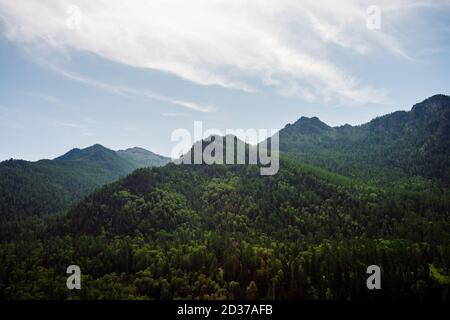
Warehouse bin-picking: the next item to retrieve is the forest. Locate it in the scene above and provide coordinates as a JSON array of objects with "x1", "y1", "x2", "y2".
[
  {"x1": 1, "y1": 159, "x2": 449, "y2": 299},
  {"x1": 0, "y1": 95, "x2": 449, "y2": 300}
]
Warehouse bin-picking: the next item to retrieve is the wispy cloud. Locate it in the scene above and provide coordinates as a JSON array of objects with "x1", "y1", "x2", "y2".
[
  {"x1": 52, "y1": 66, "x2": 214, "y2": 112},
  {"x1": 53, "y1": 120, "x2": 93, "y2": 136},
  {"x1": 162, "y1": 112, "x2": 187, "y2": 117},
  {"x1": 54, "y1": 121, "x2": 82, "y2": 129},
  {"x1": 23, "y1": 91, "x2": 61, "y2": 103},
  {"x1": 0, "y1": 104, "x2": 25, "y2": 129},
  {"x1": 0, "y1": 0, "x2": 448, "y2": 104}
]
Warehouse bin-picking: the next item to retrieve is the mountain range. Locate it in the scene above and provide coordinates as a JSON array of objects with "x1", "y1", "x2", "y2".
[
  {"x1": 0, "y1": 144, "x2": 170, "y2": 220},
  {"x1": 274, "y1": 94, "x2": 450, "y2": 185},
  {"x1": 0, "y1": 94, "x2": 449, "y2": 300}
]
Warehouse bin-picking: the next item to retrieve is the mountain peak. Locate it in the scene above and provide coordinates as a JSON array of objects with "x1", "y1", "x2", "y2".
[
  {"x1": 91, "y1": 143, "x2": 107, "y2": 149},
  {"x1": 290, "y1": 116, "x2": 331, "y2": 134},
  {"x1": 174, "y1": 134, "x2": 253, "y2": 165},
  {"x1": 116, "y1": 146, "x2": 170, "y2": 167},
  {"x1": 118, "y1": 146, "x2": 147, "y2": 153},
  {"x1": 421, "y1": 94, "x2": 449, "y2": 103},
  {"x1": 411, "y1": 94, "x2": 450, "y2": 115},
  {"x1": 55, "y1": 144, "x2": 114, "y2": 161}
]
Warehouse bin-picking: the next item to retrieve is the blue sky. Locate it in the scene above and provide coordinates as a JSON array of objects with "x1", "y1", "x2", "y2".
[{"x1": 1, "y1": 0, "x2": 450, "y2": 160}]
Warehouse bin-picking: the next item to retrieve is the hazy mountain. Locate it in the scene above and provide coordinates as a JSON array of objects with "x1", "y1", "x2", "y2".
[
  {"x1": 0, "y1": 144, "x2": 168, "y2": 220},
  {"x1": 117, "y1": 147, "x2": 171, "y2": 167},
  {"x1": 55, "y1": 144, "x2": 137, "y2": 174}
]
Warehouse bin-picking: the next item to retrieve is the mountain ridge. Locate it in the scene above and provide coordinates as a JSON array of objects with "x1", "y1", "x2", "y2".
[
  {"x1": 0, "y1": 144, "x2": 170, "y2": 221},
  {"x1": 1, "y1": 94, "x2": 450, "y2": 300},
  {"x1": 273, "y1": 94, "x2": 450, "y2": 184},
  {"x1": 282, "y1": 94, "x2": 450, "y2": 131}
]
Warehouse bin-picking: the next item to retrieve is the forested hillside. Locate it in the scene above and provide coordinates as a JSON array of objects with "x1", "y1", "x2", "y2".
[
  {"x1": 1, "y1": 95, "x2": 449, "y2": 300},
  {"x1": 275, "y1": 94, "x2": 450, "y2": 185},
  {"x1": 0, "y1": 144, "x2": 170, "y2": 223},
  {"x1": 1, "y1": 157, "x2": 449, "y2": 299},
  {"x1": 117, "y1": 147, "x2": 171, "y2": 168}
]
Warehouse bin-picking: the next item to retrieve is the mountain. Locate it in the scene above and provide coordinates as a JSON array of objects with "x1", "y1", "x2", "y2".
[
  {"x1": 117, "y1": 147, "x2": 171, "y2": 167},
  {"x1": 1, "y1": 95, "x2": 449, "y2": 300},
  {"x1": 0, "y1": 144, "x2": 168, "y2": 221},
  {"x1": 274, "y1": 94, "x2": 450, "y2": 184},
  {"x1": 173, "y1": 135, "x2": 255, "y2": 165},
  {"x1": 55, "y1": 144, "x2": 137, "y2": 174},
  {"x1": 287, "y1": 116, "x2": 332, "y2": 135}
]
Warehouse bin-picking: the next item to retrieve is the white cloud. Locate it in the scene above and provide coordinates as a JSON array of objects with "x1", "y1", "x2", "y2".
[
  {"x1": 162, "y1": 112, "x2": 187, "y2": 117},
  {"x1": 54, "y1": 121, "x2": 82, "y2": 129},
  {"x1": 0, "y1": 0, "x2": 447, "y2": 105},
  {"x1": 23, "y1": 91, "x2": 60, "y2": 103},
  {"x1": 52, "y1": 66, "x2": 214, "y2": 112}
]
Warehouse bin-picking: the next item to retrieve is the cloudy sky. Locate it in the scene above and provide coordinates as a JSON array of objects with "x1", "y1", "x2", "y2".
[{"x1": 1, "y1": 0, "x2": 450, "y2": 160}]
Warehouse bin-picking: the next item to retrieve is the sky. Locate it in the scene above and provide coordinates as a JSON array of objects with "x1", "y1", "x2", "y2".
[{"x1": 1, "y1": 0, "x2": 450, "y2": 160}]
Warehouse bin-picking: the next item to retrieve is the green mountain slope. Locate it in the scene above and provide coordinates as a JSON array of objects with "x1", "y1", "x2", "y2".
[
  {"x1": 0, "y1": 144, "x2": 169, "y2": 221},
  {"x1": 2, "y1": 152, "x2": 449, "y2": 299},
  {"x1": 117, "y1": 147, "x2": 171, "y2": 167},
  {"x1": 274, "y1": 94, "x2": 450, "y2": 184},
  {"x1": 1, "y1": 95, "x2": 449, "y2": 300}
]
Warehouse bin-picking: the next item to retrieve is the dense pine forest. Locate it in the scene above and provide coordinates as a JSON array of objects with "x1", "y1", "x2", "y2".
[{"x1": 0, "y1": 95, "x2": 449, "y2": 300}]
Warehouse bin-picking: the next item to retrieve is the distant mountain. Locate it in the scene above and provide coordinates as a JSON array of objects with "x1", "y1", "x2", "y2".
[
  {"x1": 55, "y1": 144, "x2": 137, "y2": 174},
  {"x1": 273, "y1": 94, "x2": 450, "y2": 184},
  {"x1": 117, "y1": 147, "x2": 170, "y2": 167},
  {"x1": 0, "y1": 144, "x2": 169, "y2": 221}
]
